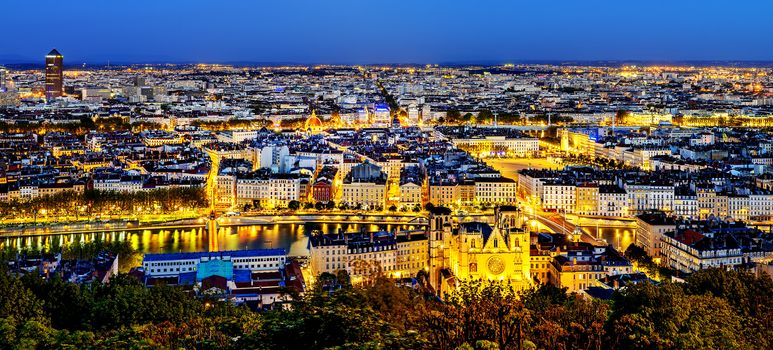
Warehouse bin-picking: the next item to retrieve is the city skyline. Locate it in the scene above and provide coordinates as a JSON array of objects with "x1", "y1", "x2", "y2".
[
  {"x1": 2, "y1": 0, "x2": 772, "y2": 65},
  {"x1": 1, "y1": 2, "x2": 773, "y2": 348}
]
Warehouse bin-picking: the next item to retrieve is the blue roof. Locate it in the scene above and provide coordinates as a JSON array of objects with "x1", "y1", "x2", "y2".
[
  {"x1": 143, "y1": 249, "x2": 286, "y2": 262},
  {"x1": 178, "y1": 272, "x2": 197, "y2": 285},
  {"x1": 197, "y1": 259, "x2": 233, "y2": 281},
  {"x1": 233, "y1": 269, "x2": 252, "y2": 283}
]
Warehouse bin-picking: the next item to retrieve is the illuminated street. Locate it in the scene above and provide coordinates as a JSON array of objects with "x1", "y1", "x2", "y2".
[{"x1": 484, "y1": 157, "x2": 562, "y2": 179}]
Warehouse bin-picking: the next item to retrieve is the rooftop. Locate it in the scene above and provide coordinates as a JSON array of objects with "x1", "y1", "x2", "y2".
[{"x1": 143, "y1": 249, "x2": 286, "y2": 262}]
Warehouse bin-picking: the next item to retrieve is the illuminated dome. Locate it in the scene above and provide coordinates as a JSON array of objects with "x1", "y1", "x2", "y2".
[
  {"x1": 305, "y1": 110, "x2": 323, "y2": 132},
  {"x1": 391, "y1": 114, "x2": 402, "y2": 128}
]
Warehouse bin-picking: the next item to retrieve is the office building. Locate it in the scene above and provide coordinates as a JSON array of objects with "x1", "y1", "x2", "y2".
[{"x1": 45, "y1": 49, "x2": 64, "y2": 100}]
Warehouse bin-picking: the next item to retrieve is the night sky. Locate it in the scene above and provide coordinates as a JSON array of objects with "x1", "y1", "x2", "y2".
[{"x1": 2, "y1": 0, "x2": 772, "y2": 64}]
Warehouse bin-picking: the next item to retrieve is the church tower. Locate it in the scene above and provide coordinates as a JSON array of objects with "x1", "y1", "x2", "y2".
[
  {"x1": 428, "y1": 206, "x2": 453, "y2": 292},
  {"x1": 495, "y1": 205, "x2": 531, "y2": 286}
]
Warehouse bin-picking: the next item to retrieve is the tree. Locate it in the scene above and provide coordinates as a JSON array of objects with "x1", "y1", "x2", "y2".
[
  {"x1": 529, "y1": 297, "x2": 607, "y2": 350},
  {"x1": 326, "y1": 201, "x2": 336, "y2": 210},
  {"x1": 682, "y1": 268, "x2": 773, "y2": 349},
  {"x1": 0, "y1": 251, "x2": 770, "y2": 349},
  {"x1": 683, "y1": 268, "x2": 773, "y2": 318},
  {"x1": 20, "y1": 274, "x2": 92, "y2": 330},
  {"x1": 522, "y1": 284, "x2": 568, "y2": 312},
  {"x1": 477, "y1": 110, "x2": 494, "y2": 124},
  {"x1": 422, "y1": 280, "x2": 532, "y2": 350},
  {"x1": 88, "y1": 274, "x2": 203, "y2": 330},
  {"x1": 446, "y1": 110, "x2": 462, "y2": 124},
  {"x1": 287, "y1": 200, "x2": 300, "y2": 211},
  {"x1": 315, "y1": 201, "x2": 325, "y2": 211},
  {"x1": 608, "y1": 281, "x2": 746, "y2": 349},
  {"x1": 0, "y1": 271, "x2": 46, "y2": 322},
  {"x1": 388, "y1": 204, "x2": 397, "y2": 212},
  {"x1": 244, "y1": 276, "x2": 409, "y2": 349},
  {"x1": 615, "y1": 109, "x2": 631, "y2": 125},
  {"x1": 624, "y1": 244, "x2": 675, "y2": 280}
]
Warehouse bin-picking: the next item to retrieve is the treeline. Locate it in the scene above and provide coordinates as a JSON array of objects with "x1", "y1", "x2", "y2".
[
  {"x1": 560, "y1": 153, "x2": 634, "y2": 170},
  {"x1": 376, "y1": 81, "x2": 400, "y2": 112},
  {"x1": 190, "y1": 119, "x2": 269, "y2": 131},
  {"x1": 280, "y1": 200, "x2": 420, "y2": 212},
  {"x1": 280, "y1": 117, "x2": 306, "y2": 129},
  {"x1": 0, "y1": 117, "x2": 163, "y2": 135},
  {"x1": 2, "y1": 240, "x2": 141, "y2": 272},
  {"x1": 0, "y1": 268, "x2": 769, "y2": 349},
  {"x1": 0, "y1": 273, "x2": 219, "y2": 349},
  {"x1": 624, "y1": 244, "x2": 677, "y2": 280},
  {"x1": 439, "y1": 110, "x2": 572, "y2": 126},
  {"x1": 0, "y1": 240, "x2": 134, "y2": 262},
  {"x1": 0, "y1": 187, "x2": 208, "y2": 221},
  {"x1": 676, "y1": 115, "x2": 773, "y2": 127}
]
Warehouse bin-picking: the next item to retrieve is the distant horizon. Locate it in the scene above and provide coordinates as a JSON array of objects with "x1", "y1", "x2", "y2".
[
  {"x1": 2, "y1": 1, "x2": 772, "y2": 66},
  {"x1": 3, "y1": 56, "x2": 773, "y2": 68}
]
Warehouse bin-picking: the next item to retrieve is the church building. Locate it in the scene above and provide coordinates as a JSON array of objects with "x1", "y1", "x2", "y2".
[{"x1": 428, "y1": 206, "x2": 532, "y2": 295}]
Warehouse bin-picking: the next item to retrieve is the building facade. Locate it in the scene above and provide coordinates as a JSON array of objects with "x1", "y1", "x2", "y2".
[{"x1": 45, "y1": 49, "x2": 63, "y2": 100}]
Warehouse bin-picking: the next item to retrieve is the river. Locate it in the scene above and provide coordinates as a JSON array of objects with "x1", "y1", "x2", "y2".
[
  {"x1": 581, "y1": 225, "x2": 635, "y2": 251},
  {"x1": 0, "y1": 222, "x2": 423, "y2": 257},
  {"x1": 0, "y1": 219, "x2": 633, "y2": 257}
]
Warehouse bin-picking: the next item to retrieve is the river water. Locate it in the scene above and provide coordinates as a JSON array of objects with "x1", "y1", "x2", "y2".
[
  {"x1": 0, "y1": 220, "x2": 633, "y2": 257},
  {"x1": 0, "y1": 222, "x2": 421, "y2": 257},
  {"x1": 581, "y1": 226, "x2": 635, "y2": 251}
]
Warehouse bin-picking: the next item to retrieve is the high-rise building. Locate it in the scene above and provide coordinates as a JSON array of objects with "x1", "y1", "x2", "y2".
[
  {"x1": 0, "y1": 66, "x2": 7, "y2": 92},
  {"x1": 133, "y1": 75, "x2": 145, "y2": 87},
  {"x1": 45, "y1": 49, "x2": 64, "y2": 100}
]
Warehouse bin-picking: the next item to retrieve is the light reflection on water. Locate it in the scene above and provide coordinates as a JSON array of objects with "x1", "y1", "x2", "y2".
[
  {"x1": 0, "y1": 222, "x2": 631, "y2": 255},
  {"x1": 581, "y1": 226, "x2": 635, "y2": 251},
  {"x1": 0, "y1": 223, "x2": 421, "y2": 256}
]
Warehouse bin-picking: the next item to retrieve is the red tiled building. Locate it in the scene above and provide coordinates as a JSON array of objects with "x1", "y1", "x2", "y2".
[{"x1": 313, "y1": 179, "x2": 333, "y2": 202}]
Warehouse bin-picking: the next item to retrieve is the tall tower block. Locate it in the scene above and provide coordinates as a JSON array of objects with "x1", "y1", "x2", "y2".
[{"x1": 45, "y1": 49, "x2": 63, "y2": 100}]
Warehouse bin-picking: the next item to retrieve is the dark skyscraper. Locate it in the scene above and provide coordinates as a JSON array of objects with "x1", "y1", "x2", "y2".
[
  {"x1": 0, "y1": 66, "x2": 7, "y2": 92},
  {"x1": 45, "y1": 49, "x2": 63, "y2": 100}
]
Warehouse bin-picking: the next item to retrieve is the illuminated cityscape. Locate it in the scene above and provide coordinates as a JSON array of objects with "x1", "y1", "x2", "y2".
[{"x1": 0, "y1": 1, "x2": 772, "y2": 348}]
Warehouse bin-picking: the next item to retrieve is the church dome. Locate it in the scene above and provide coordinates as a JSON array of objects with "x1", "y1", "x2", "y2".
[
  {"x1": 305, "y1": 110, "x2": 323, "y2": 130},
  {"x1": 391, "y1": 114, "x2": 402, "y2": 128}
]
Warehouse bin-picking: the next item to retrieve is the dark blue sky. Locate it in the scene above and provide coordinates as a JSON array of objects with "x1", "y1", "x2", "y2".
[{"x1": 2, "y1": 0, "x2": 772, "y2": 64}]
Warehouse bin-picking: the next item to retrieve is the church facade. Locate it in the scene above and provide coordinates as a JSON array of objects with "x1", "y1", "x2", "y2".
[{"x1": 428, "y1": 206, "x2": 532, "y2": 295}]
